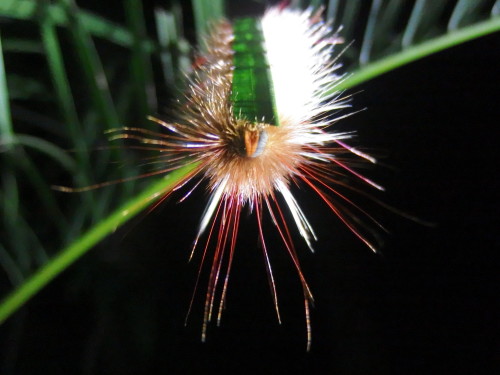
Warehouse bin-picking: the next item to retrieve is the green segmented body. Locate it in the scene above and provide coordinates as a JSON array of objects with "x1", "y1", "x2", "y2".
[{"x1": 231, "y1": 18, "x2": 279, "y2": 126}]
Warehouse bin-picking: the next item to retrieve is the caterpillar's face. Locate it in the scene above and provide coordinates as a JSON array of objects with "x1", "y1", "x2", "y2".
[
  {"x1": 230, "y1": 120, "x2": 269, "y2": 158},
  {"x1": 206, "y1": 119, "x2": 301, "y2": 199}
]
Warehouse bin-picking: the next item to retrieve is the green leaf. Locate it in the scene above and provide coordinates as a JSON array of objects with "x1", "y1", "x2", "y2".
[
  {"x1": 192, "y1": 0, "x2": 225, "y2": 42},
  {"x1": 124, "y1": 0, "x2": 157, "y2": 119},
  {"x1": 39, "y1": 4, "x2": 90, "y2": 173},
  {"x1": 14, "y1": 134, "x2": 76, "y2": 172},
  {"x1": 155, "y1": 5, "x2": 191, "y2": 89},
  {"x1": 0, "y1": 32, "x2": 14, "y2": 144},
  {"x1": 57, "y1": 0, "x2": 120, "y2": 131},
  {"x1": 0, "y1": 0, "x2": 156, "y2": 51}
]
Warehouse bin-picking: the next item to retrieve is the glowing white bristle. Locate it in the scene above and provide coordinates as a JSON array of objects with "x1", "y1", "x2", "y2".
[
  {"x1": 262, "y1": 7, "x2": 345, "y2": 125},
  {"x1": 277, "y1": 180, "x2": 317, "y2": 252},
  {"x1": 191, "y1": 177, "x2": 227, "y2": 255}
]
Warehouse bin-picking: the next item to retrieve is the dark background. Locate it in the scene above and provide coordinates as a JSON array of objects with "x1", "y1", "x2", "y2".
[{"x1": 1, "y1": 1, "x2": 499, "y2": 374}]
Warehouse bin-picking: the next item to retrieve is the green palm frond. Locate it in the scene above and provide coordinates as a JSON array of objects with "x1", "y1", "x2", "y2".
[
  {"x1": 0, "y1": 0, "x2": 498, "y2": 328},
  {"x1": 329, "y1": 0, "x2": 500, "y2": 89}
]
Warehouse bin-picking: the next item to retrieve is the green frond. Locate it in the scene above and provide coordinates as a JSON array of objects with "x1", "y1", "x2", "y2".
[{"x1": 325, "y1": 0, "x2": 500, "y2": 89}]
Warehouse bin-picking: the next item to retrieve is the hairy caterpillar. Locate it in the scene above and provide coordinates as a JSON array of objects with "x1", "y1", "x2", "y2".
[{"x1": 100, "y1": 5, "x2": 385, "y2": 350}]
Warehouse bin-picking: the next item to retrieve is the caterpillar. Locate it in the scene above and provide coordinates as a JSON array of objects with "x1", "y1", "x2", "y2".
[{"x1": 106, "y1": 5, "x2": 384, "y2": 350}]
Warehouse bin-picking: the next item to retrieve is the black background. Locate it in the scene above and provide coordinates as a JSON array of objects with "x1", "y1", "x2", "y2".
[{"x1": 1, "y1": 1, "x2": 499, "y2": 374}]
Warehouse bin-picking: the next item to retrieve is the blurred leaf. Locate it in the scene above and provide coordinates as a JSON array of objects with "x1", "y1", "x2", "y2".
[
  {"x1": 0, "y1": 32, "x2": 14, "y2": 144},
  {"x1": 5, "y1": 74, "x2": 47, "y2": 100},
  {"x1": 192, "y1": 0, "x2": 225, "y2": 42},
  {"x1": 0, "y1": 0, "x2": 156, "y2": 51},
  {"x1": 124, "y1": 0, "x2": 157, "y2": 118}
]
